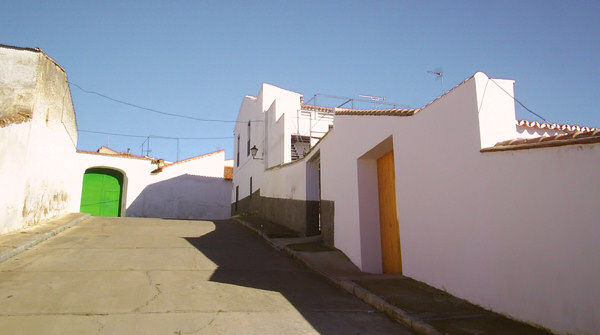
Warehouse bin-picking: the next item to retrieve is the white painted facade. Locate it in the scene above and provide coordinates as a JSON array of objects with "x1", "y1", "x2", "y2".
[
  {"x1": 232, "y1": 84, "x2": 333, "y2": 204},
  {"x1": 73, "y1": 150, "x2": 232, "y2": 220},
  {"x1": 1, "y1": 45, "x2": 233, "y2": 231},
  {"x1": 233, "y1": 73, "x2": 600, "y2": 334},
  {"x1": 0, "y1": 46, "x2": 79, "y2": 233}
]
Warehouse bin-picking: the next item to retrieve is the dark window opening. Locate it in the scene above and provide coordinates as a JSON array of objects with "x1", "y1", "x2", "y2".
[
  {"x1": 236, "y1": 135, "x2": 240, "y2": 167},
  {"x1": 250, "y1": 177, "x2": 253, "y2": 195},
  {"x1": 247, "y1": 121, "x2": 251, "y2": 156},
  {"x1": 235, "y1": 185, "x2": 239, "y2": 212}
]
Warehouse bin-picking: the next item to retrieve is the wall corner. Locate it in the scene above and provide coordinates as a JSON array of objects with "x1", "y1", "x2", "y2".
[{"x1": 475, "y1": 72, "x2": 518, "y2": 149}]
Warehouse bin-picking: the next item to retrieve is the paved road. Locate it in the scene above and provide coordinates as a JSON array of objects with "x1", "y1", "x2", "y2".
[{"x1": 0, "y1": 217, "x2": 413, "y2": 334}]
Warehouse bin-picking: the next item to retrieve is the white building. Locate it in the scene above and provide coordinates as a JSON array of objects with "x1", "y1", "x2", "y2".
[
  {"x1": 76, "y1": 148, "x2": 233, "y2": 220},
  {"x1": 231, "y1": 84, "x2": 334, "y2": 235},
  {"x1": 232, "y1": 73, "x2": 600, "y2": 334},
  {"x1": 0, "y1": 44, "x2": 233, "y2": 231},
  {"x1": 0, "y1": 44, "x2": 79, "y2": 233}
]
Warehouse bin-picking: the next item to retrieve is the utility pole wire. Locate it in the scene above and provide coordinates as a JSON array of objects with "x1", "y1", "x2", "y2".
[
  {"x1": 78, "y1": 129, "x2": 233, "y2": 140},
  {"x1": 68, "y1": 81, "x2": 262, "y2": 124},
  {"x1": 489, "y1": 78, "x2": 548, "y2": 122}
]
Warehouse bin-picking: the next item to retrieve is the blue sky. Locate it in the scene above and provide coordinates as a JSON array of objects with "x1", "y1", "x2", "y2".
[{"x1": 2, "y1": 1, "x2": 598, "y2": 161}]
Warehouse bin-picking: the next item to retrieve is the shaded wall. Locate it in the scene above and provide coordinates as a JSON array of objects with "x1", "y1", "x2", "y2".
[
  {"x1": 232, "y1": 189, "x2": 321, "y2": 236},
  {"x1": 128, "y1": 174, "x2": 232, "y2": 220}
]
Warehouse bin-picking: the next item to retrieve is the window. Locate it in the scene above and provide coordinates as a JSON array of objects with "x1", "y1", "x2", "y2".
[
  {"x1": 236, "y1": 135, "x2": 240, "y2": 167},
  {"x1": 247, "y1": 121, "x2": 251, "y2": 156},
  {"x1": 250, "y1": 177, "x2": 253, "y2": 195},
  {"x1": 235, "y1": 185, "x2": 239, "y2": 211}
]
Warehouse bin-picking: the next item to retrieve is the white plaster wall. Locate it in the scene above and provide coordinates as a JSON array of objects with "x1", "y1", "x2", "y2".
[
  {"x1": 232, "y1": 83, "x2": 306, "y2": 203},
  {"x1": 0, "y1": 122, "x2": 33, "y2": 233},
  {"x1": 128, "y1": 175, "x2": 231, "y2": 220},
  {"x1": 320, "y1": 72, "x2": 600, "y2": 334},
  {"x1": 161, "y1": 151, "x2": 225, "y2": 178},
  {"x1": 73, "y1": 150, "x2": 232, "y2": 220},
  {"x1": 0, "y1": 48, "x2": 79, "y2": 233}
]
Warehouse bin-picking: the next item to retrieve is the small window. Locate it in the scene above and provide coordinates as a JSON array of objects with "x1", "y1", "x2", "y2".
[
  {"x1": 236, "y1": 135, "x2": 240, "y2": 167},
  {"x1": 247, "y1": 121, "x2": 251, "y2": 156},
  {"x1": 235, "y1": 185, "x2": 239, "y2": 212},
  {"x1": 250, "y1": 177, "x2": 253, "y2": 195}
]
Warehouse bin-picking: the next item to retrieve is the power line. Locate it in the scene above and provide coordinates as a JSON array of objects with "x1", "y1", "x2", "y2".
[
  {"x1": 489, "y1": 78, "x2": 548, "y2": 122},
  {"x1": 78, "y1": 129, "x2": 233, "y2": 140},
  {"x1": 68, "y1": 81, "x2": 262, "y2": 124}
]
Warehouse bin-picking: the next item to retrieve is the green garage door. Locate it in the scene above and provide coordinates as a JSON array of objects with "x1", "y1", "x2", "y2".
[{"x1": 80, "y1": 168, "x2": 123, "y2": 217}]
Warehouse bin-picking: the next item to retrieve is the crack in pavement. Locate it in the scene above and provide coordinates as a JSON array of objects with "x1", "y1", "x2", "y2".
[
  {"x1": 94, "y1": 315, "x2": 106, "y2": 334},
  {"x1": 132, "y1": 270, "x2": 162, "y2": 313},
  {"x1": 179, "y1": 309, "x2": 222, "y2": 335}
]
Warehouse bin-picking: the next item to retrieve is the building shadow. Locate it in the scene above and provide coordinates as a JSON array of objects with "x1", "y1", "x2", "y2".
[
  {"x1": 183, "y1": 220, "x2": 406, "y2": 335},
  {"x1": 127, "y1": 174, "x2": 231, "y2": 220}
]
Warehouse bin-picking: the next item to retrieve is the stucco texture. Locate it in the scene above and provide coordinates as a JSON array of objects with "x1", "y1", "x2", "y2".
[
  {"x1": 319, "y1": 73, "x2": 600, "y2": 334},
  {"x1": 0, "y1": 46, "x2": 78, "y2": 233}
]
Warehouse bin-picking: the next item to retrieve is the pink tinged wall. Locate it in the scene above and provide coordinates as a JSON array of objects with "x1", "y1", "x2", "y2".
[{"x1": 320, "y1": 72, "x2": 600, "y2": 334}]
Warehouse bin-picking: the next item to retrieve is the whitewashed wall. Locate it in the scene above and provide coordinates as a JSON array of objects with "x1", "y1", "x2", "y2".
[
  {"x1": 0, "y1": 47, "x2": 79, "y2": 233},
  {"x1": 72, "y1": 150, "x2": 232, "y2": 220},
  {"x1": 319, "y1": 72, "x2": 599, "y2": 334},
  {"x1": 232, "y1": 84, "x2": 302, "y2": 202},
  {"x1": 232, "y1": 83, "x2": 333, "y2": 204}
]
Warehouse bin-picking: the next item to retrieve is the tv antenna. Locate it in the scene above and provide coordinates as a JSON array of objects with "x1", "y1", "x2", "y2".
[
  {"x1": 358, "y1": 94, "x2": 386, "y2": 108},
  {"x1": 427, "y1": 68, "x2": 444, "y2": 90}
]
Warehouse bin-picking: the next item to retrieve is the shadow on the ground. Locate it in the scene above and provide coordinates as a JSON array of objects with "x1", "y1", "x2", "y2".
[{"x1": 183, "y1": 220, "x2": 408, "y2": 335}]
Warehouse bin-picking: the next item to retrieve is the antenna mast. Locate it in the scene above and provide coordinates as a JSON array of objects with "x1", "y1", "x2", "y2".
[
  {"x1": 427, "y1": 69, "x2": 444, "y2": 90},
  {"x1": 358, "y1": 94, "x2": 387, "y2": 108}
]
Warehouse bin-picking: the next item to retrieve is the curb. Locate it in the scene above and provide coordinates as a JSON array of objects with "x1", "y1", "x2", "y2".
[
  {"x1": 231, "y1": 217, "x2": 441, "y2": 335},
  {"x1": 0, "y1": 213, "x2": 91, "y2": 264}
]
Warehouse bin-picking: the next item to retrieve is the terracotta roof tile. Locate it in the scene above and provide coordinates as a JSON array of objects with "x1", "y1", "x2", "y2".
[
  {"x1": 224, "y1": 166, "x2": 233, "y2": 180},
  {"x1": 335, "y1": 108, "x2": 418, "y2": 116},
  {"x1": 300, "y1": 104, "x2": 334, "y2": 112},
  {"x1": 321, "y1": 75, "x2": 475, "y2": 118},
  {"x1": 517, "y1": 119, "x2": 597, "y2": 133},
  {"x1": 482, "y1": 129, "x2": 600, "y2": 152},
  {"x1": 0, "y1": 111, "x2": 32, "y2": 128}
]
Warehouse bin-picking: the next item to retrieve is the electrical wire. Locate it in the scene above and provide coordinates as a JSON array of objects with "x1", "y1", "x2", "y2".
[
  {"x1": 78, "y1": 129, "x2": 233, "y2": 140},
  {"x1": 68, "y1": 81, "x2": 262, "y2": 123},
  {"x1": 489, "y1": 78, "x2": 548, "y2": 122}
]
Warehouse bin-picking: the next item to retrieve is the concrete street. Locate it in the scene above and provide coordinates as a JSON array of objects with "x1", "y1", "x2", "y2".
[{"x1": 0, "y1": 217, "x2": 412, "y2": 334}]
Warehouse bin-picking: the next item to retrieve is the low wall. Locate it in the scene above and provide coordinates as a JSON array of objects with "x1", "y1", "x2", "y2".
[
  {"x1": 127, "y1": 174, "x2": 232, "y2": 220},
  {"x1": 320, "y1": 200, "x2": 334, "y2": 247},
  {"x1": 232, "y1": 189, "x2": 321, "y2": 236}
]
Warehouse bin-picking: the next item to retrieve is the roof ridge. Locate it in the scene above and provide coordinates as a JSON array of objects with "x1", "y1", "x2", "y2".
[
  {"x1": 328, "y1": 74, "x2": 476, "y2": 117},
  {"x1": 161, "y1": 149, "x2": 225, "y2": 168},
  {"x1": 76, "y1": 149, "x2": 154, "y2": 161}
]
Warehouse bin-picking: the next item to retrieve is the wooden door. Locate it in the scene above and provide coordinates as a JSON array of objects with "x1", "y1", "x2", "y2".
[{"x1": 377, "y1": 151, "x2": 402, "y2": 273}]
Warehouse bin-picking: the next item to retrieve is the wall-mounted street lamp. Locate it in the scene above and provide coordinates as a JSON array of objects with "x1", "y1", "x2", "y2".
[{"x1": 250, "y1": 145, "x2": 263, "y2": 160}]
